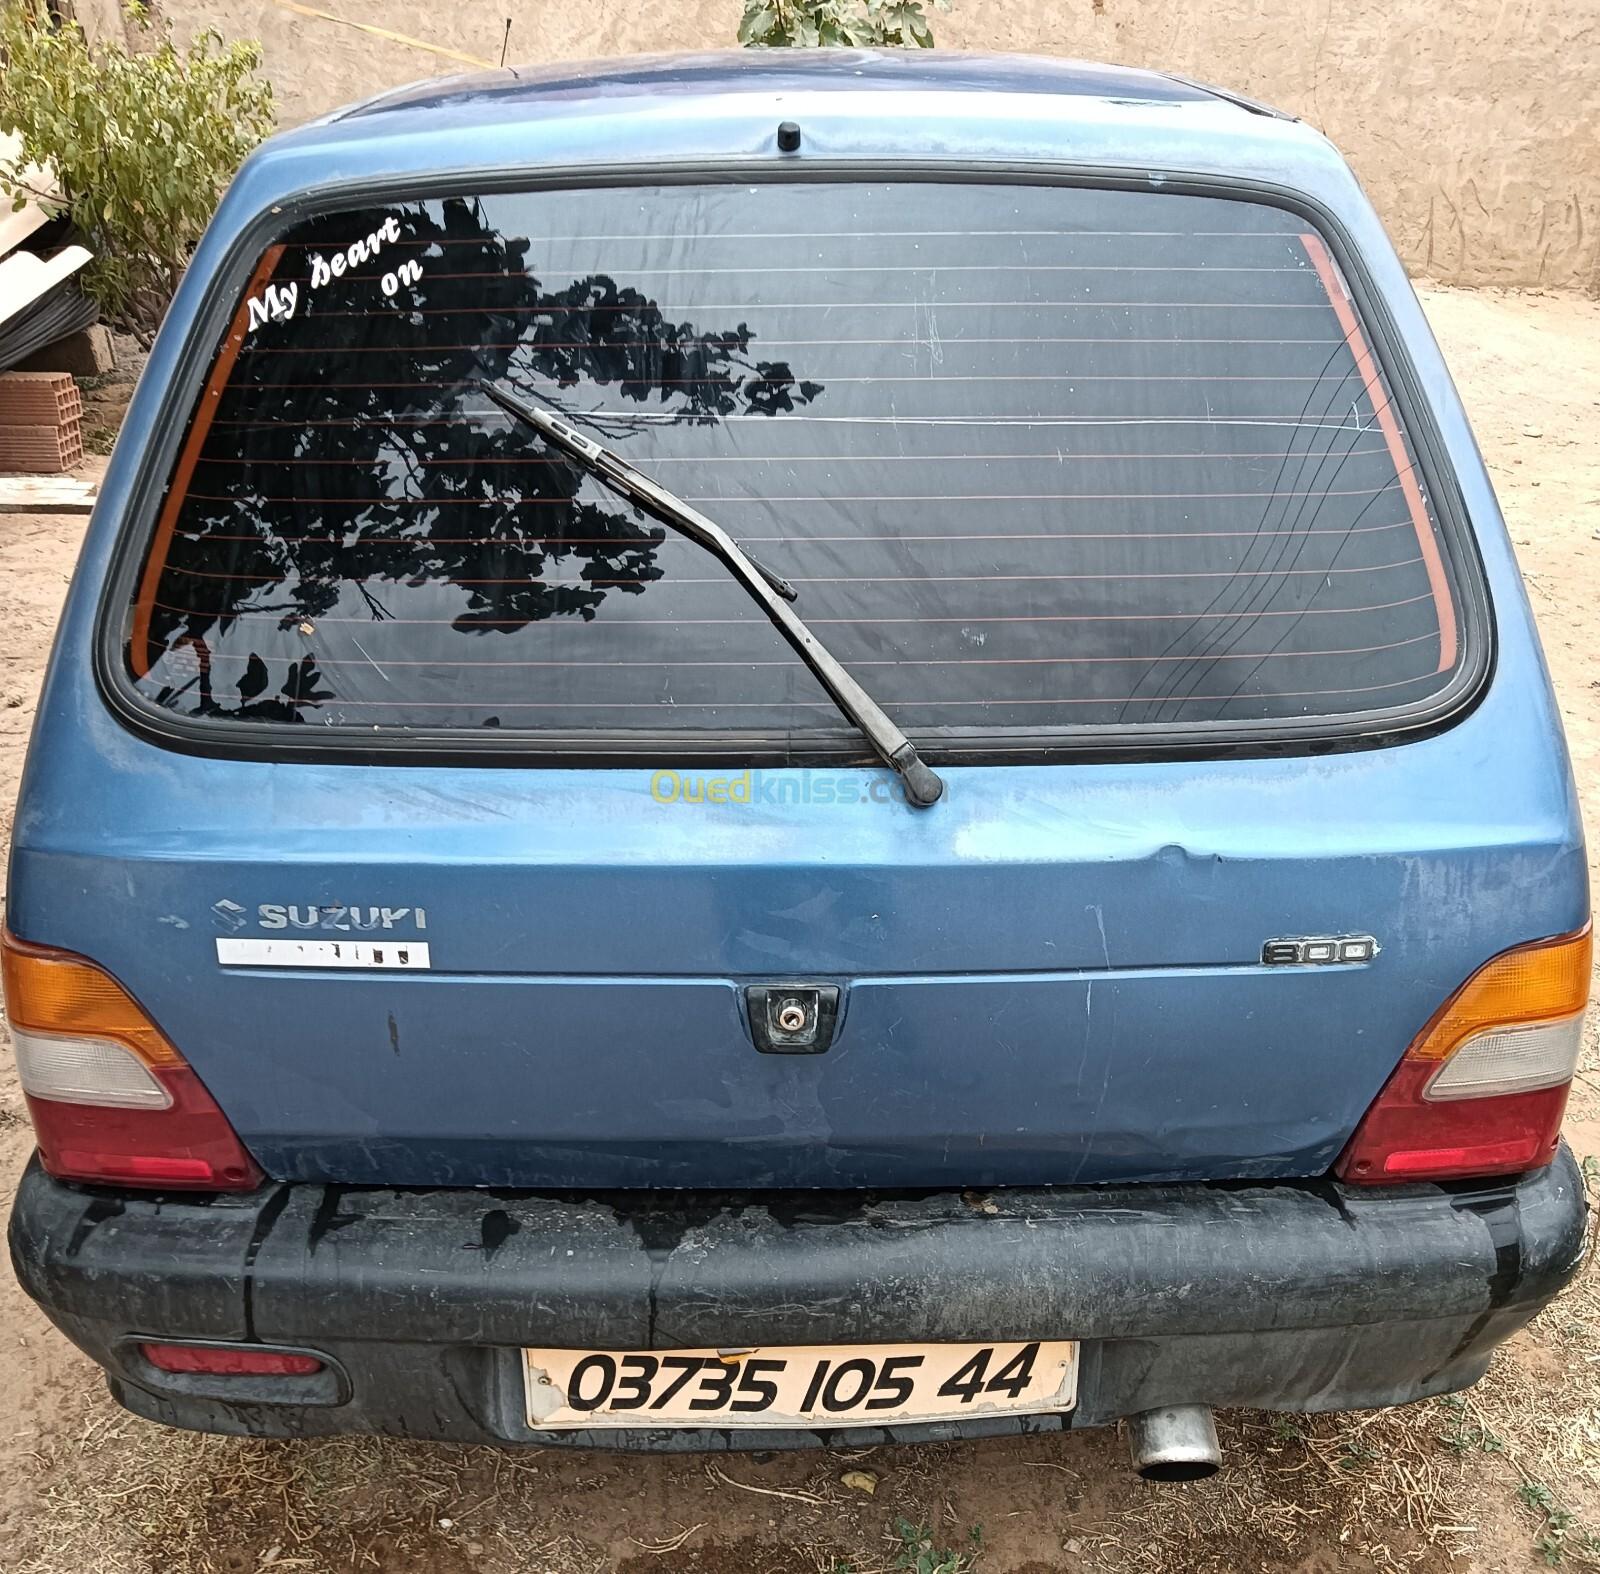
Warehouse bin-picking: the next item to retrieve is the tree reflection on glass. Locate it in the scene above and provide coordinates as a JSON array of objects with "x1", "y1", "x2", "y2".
[{"x1": 143, "y1": 194, "x2": 823, "y2": 722}]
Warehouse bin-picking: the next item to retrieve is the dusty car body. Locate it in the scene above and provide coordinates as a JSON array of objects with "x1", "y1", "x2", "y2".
[{"x1": 6, "y1": 50, "x2": 1589, "y2": 1466}]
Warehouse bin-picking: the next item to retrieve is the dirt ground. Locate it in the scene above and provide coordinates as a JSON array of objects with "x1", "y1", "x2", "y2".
[{"x1": 2, "y1": 285, "x2": 1599, "y2": 1574}]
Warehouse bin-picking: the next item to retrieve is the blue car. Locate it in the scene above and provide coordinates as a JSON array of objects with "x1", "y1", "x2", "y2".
[{"x1": 6, "y1": 50, "x2": 1590, "y2": 1475}]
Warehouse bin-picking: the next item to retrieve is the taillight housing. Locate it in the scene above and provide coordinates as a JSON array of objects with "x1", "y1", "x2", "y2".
[
  {"x1": 1337, "y1": 925, "x2": 1592, "y2": 1184},
  {"x1": 2, "y1": 931, "x2": 261, "y2": 1190}
]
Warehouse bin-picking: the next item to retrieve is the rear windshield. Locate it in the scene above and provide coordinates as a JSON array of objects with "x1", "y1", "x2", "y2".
[{"x1": 121, "y1": 180, "x2": 1471, "y2": 756}]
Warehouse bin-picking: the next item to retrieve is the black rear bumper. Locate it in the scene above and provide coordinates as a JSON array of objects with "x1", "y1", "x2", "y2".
[{"x1": 9, "y1": 1148, "x2": 1589, "y2": 1449}]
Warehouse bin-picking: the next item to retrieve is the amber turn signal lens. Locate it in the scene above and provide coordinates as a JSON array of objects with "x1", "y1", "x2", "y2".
[
  {"x1": 1406, "y1": 926, "x2": 1591, "y2": 1064},
  {"x1": 2, "y1": 933, "x2": 183, "y2": 1068},
  {"x1": 2, "y1": 930, "x2": 262, "y2": 1191}
]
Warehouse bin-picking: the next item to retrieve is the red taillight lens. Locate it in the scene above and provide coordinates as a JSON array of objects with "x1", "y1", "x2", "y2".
[
  {"x1": 2, "y1": 932, "x2": 262, "y2": 1191},
  {"x1": 139, "y1": 1342, "x2": 322, "y2": 1376},
  {"x1": 1337, "y1": 926, "x2": 1592, "y2": 1184}
]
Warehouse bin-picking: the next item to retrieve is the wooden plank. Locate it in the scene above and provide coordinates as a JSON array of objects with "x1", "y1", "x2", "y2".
[{"x1": 0, "y1": 475, "x2": 96, "y2": 513}]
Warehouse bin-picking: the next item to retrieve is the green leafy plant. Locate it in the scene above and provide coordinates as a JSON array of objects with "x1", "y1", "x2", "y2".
[
  {"x1": 0, "y1": 0, "x2": 273, "y2": 336},
  {"x1": 738, "y1": 0, "x2": 949, "y2": 49},
  {"x1": 1336, "y1": 1436, "x2": 1381, "y2": 1472},
  {"x1": 1435, "y1": 1391, "x2": 1505, "y2": 1455},
  {"x1": 1537, "y1": 1507, "x2": 1577, "y2": 1567},
  {"x1": 1517, "y1": 1484, "x2": 1600, "y2": 1568},
  {"x1": 890, "y1": 1517, "x2": 976, "y2": 1574}
]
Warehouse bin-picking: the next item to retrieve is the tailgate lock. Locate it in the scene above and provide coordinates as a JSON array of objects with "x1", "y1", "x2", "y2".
[{"x1": 745, "y1": 984, "x2": 840, "y2": 1054}]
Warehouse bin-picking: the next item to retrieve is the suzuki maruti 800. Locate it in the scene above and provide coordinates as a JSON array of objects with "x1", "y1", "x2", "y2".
[{"x1": 6, "y1": 51, "x2": 1590, "y2": 1474}]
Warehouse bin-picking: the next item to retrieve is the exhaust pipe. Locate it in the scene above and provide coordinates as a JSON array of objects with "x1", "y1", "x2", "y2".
[{"x1": 1125, "y1": 1404, "x2": 1222, "y2": 1482}]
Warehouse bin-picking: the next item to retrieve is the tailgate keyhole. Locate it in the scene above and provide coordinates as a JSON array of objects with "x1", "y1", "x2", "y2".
[{"x1": 746, "y1": 984, "x2": 841, "y2": 1054}]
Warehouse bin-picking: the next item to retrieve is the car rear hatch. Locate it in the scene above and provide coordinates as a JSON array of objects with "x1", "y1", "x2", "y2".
[{"x1": 9, "y1": 161, "x2": 1584, "y2": 1189}]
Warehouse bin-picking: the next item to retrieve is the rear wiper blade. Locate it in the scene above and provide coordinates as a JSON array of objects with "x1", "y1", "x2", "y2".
[{"x1": 483, "y1": 382, "x2": 943, "y2": 809}]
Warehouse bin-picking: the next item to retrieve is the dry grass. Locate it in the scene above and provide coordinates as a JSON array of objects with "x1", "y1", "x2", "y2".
[
  {"x1": 20, "y1": 1421, "x2": 481, "y2": 1574},
  {"x1": 1080, "y1": 1393, "x2": 1569, "y2": 1573}
]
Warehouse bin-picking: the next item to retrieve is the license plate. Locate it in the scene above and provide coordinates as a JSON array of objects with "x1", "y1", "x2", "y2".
[{"x1": 522, "y1": 1339, "x2": 1077, "y2": 1430}]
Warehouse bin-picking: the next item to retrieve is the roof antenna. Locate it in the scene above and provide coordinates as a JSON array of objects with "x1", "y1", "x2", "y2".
[{"x1": 499, "y1": 17, "x2": 512, "y2": 69}]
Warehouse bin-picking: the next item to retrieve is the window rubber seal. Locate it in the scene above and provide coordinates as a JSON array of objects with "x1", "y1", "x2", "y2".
[{"x1": 92, "y1": 158, "x2": 1495, "y2": 772}]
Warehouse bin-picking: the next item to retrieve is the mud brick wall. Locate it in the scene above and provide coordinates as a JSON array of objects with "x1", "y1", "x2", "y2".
[{"x1": 75, "y1": 0, "x2": 1600, "y2": 292}]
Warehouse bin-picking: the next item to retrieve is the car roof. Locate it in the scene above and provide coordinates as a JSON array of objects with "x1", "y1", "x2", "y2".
[
  {"x1": 184, "y1": 47, "x2": 1382, "y2": 352},
  {"x1": 336, "y1": 49, "x2": 1238, "y2": 120},
  {"x1": 223, "y1": 49, "x2": 1347, "y2": 210}
]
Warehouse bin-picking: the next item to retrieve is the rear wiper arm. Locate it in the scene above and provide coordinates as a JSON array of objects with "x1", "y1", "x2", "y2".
[{"x1": 483, "y1": 382, "x2": 943, "y2": 809}]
